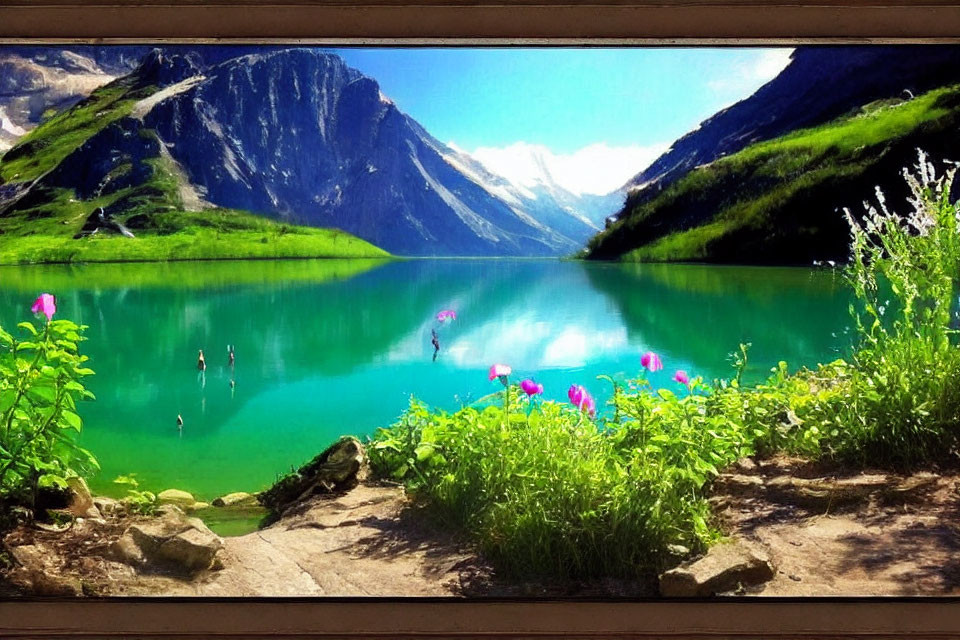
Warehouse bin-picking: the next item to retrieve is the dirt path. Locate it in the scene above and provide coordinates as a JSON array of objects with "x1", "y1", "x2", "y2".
[
  {"x1": 132, "y1": 484, "x2": 486, "y2": 596},
  {"x1": 7, "y1": 461, "x2": 960, "y2": 597},
  {"x1": 712, "y1": 457, "x2": 960, "y2": 595}
]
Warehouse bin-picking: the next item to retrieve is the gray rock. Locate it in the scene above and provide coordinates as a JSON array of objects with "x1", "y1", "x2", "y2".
[
  {"x1": 110, "y1": 534, "x2": 146, "y2": 566},
  {"x1": 659, "y1": 541, "x2": 775, "y2": 597},
  {"x1": 66, "y1": 476, "x2": 100, "y2": 519},
  {"x1": 260, "y1": 437, "x2": 366, "y2": 517},
  {"x1": 118, "y1": 504, "x2": 222, "y2": 574},
  {"x1": 212, "y1": 492, "x2": 257, "y2": 507},
  {"x1": 93, "y1": 496, "x2": 125, "y2": 516},
  {"x1": 10, "y1": 544, "x2": 44, "y2": 567},
  {"x1": 157, "y1": 526, "x2": 223, "y2": 572},
  {"x1": 19, "y1": 569, "x2": 83, "y2": 596},
  {"x1": 8, "y1": 544, "x2": 83, "y2": 596}
]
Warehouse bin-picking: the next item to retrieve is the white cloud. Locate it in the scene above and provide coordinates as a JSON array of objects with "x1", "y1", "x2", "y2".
[
  {"x1": 708, "y1": 48, "x2": 795, "y2": 99},
  {"x1": 463, "y1": 140, "x2": 668, "y2": 196}
]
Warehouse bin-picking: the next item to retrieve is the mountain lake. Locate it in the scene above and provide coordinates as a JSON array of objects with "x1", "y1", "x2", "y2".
[{"x1": 0, "y1": 258, "x2": 853, "y2": 532}]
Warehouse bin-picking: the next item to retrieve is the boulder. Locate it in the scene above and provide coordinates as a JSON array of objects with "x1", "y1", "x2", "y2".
[
  {"x1": 66, "y1": 477, "x2": 99, "y2": 518},
  {"x1": 212, "y1": 492, "x2": 257, "y2": 507},
  {"x1": 659, "y1": 541, "x2": 775, "y2": 597},
  {"x1": 93, "y1": 496, "x2": 125, "y2": 517},
  {"x1": 187, "y1": 501, "x2": 211, "y2": 511},
  {"x1": 156, "y1": 526, "x2": 223, "y2": 572},
  {"x1": 116, "y1": 504, "x2": 222, "y2": 574},
  {"x1": 109, "y1": 533, "x2": 146, "y2": 567},
  {"x1": 259, "y1": 437, "x2": 366, "y2": 519},
  {"x1": 157, "y1": 489, "x2": 196, "y2": 507},
  {"x1": 14, "y1": 568, "x2": 83, "y2": 597},
  {"x1": 8, "y1": 544, "x2": 83, "y2": 596}
]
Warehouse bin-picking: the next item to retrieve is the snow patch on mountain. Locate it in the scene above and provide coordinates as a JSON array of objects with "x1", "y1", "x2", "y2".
[
  {"x1": 465, "y1": 141, "x2": 667, "y2": 197},
  {"x1": 131, "y1": 75, "x2": 207, "y2": 120}
]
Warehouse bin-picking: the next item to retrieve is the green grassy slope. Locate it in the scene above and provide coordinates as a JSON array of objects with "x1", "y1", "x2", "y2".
[
  {"x1": 585, "y1": 85, "x2": 960, "y2": 264},
  {"x1": 0, "y1": 79, "x2": 389, "y2": 265},
  {"x1": 0, "y1": 78, "x2": 148, "y2": 185}
]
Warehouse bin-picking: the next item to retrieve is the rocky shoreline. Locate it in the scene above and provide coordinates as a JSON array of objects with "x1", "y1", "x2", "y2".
[{"x1": 3, "y1": 446, "x2": 960, "y2": 598}]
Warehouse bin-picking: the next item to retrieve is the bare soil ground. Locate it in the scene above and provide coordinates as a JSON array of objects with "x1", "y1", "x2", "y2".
[
  {"x1": 712, "y1": 456, "x2": 960, "y2": 595},
  {"x1": 5, "y1": 460, "x2": 960, "y2": 597}
]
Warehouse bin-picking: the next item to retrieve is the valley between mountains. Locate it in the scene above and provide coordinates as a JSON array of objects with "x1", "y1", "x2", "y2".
[{"x1": 2, "y1": 46, "x2": 960, "y2": 264}]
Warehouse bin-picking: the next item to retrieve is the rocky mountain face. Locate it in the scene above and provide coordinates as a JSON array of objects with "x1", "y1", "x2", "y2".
[
  {"x1": 0, "y1": 46, "x2": 145, "y2": 152},
  {"x1": 153, "y1": 50, "x2": 578, "y2": 255},
  {"x1": 5, "y1": 48, "x2": 591, "y2": 256},
  {"x1": 621, "y1": 46, "x2": 960, "y2": 207}
]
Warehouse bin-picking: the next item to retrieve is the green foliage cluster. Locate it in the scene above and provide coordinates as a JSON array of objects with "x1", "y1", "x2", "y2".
[
  {"x1": 834, "y1": 153, "x2": 960, "y2": 465},
  {"x1": 370, "y1": 154, "x2": 960, "y2": 579},
  {"x1": 112, "y1": 474, "x2": 158, "y2": 515},
  {"x1": 0, "y1": 314, "x2": 98, "y2": 508}
]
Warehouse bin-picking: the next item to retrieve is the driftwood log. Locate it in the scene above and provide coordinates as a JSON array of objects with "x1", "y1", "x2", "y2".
[{"x1": 258, "y1": 437, "x2": 366, "y2": 521}]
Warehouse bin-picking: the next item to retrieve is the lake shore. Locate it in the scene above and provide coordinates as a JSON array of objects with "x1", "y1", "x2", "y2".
[
  {"x1": 3, "y1": 452, "x2": 959, "y2": 597},
  {"x1": 0, "y1": 228, "x2": 390, "y2": 266}
]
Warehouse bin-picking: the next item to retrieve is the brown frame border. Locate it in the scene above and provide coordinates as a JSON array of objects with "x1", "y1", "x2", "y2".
[
  {"x1": 2, "y1": 0, "x2": 960, "y2": 41},
  {"x1": 3, "y1": 1, "x2": 960, "y2": 637}
]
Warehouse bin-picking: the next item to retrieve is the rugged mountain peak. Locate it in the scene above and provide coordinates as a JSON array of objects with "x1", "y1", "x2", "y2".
[
  {"x1": 0, "y1": 46, "x2": 587, "y2": 256},
  {"x1": 134, "y1": 49, "x2": 205, "y2": 89}
]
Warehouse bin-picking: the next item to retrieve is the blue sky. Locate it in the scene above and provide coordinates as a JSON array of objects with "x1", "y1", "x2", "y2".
[{"x1": 333, "y1": 48, "x2": 794, "y2": 154}]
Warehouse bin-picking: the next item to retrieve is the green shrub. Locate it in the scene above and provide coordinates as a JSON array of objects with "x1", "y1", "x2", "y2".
[
  {"x1": 370, "y1": 391, "x2": 726, "y2": 579},
  {"x1": 0, "y1": 297, "x2": 98, "y2": 509},
  {"x1": 113, "y1": 474, "x2": 158, "y2": 515},
  {"x1": 828, "y1": 151, "x2": 960, "y2": 465}
]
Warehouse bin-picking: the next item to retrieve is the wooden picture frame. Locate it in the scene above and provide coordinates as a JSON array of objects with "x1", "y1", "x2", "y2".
[{"x1": 2, "y1": 1, "x2": 960, "y2": 638}]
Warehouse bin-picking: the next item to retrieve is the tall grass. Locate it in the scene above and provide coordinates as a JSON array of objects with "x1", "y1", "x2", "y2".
[
  {"x1": 369, "y1": 152, "x2": 960, "y2": 580},
  {"x1": 831, "y1": 151, "x2": 960, "y2": 465}
]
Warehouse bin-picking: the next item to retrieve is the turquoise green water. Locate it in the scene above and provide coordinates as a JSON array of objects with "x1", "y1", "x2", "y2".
[{"x1": 0, "y1": 258, "x2": 853, "y2": 502}]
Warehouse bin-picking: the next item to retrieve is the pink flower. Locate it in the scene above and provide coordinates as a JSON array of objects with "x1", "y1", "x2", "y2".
[
  {"x1": 641, "y1": 351, "x2": 663, "y2": 372},
  {"x1": 489, "y1": 364, "x2": 512, "y2": 386},
  {"x1": 567, "y1": 384, "x2": 596, "y2": 417},
  {"x1": 31, "y1": 293, "x2": 56, "y2": 322},
  {"x1": 520, "y1": 379, "x2": 544, "y2": 396},
  {"x1": 436, "y1": 309, "x2": 457, "y2": 322},
  {"x1": 488, "y1": 363, "x2": 512, "y2": 380},
  {"x1": 674, "y1": 370, "x2": 690, "y2": 385}
]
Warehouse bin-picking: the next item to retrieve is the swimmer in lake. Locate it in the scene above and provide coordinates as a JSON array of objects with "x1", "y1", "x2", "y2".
[
  {"x1": 228, "y1": 344, "x2": 235, "y2": 367},
  {"x1": 197, "y1": 349, "x2": 207, "y2": 371}
]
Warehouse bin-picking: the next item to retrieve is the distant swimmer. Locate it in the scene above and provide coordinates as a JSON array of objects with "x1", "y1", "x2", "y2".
[
  {"x1": 197, "y1": 349, "x2": 206, "y2": 371},
  {"x1": 228, "y1": 344, "x2": 235, "y2": 367},
  {"x1": 176, "y1": 414, "x2": 183, "y2": 430},
  {"x1": 431, "y1": 329, "x2": 440, "y2": 362}
]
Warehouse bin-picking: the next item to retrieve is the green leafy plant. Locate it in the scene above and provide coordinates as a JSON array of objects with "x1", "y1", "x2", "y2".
[
  {"x1": 112, "y1": 474, "x2": 157, "y2": 515},
  {"x1": 0, "y1": 295, "x2": 99, "y2": 509},
  {"x1": 830, "y1": 150, "x2": 960, "y2": 466}
]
